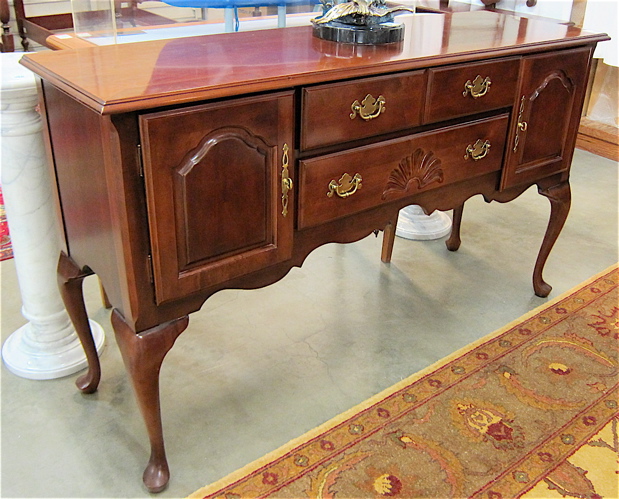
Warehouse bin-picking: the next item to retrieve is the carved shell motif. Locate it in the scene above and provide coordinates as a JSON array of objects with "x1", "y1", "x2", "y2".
[{"x1": 382, "y1": 148, "x2": 444, "y2": 200}]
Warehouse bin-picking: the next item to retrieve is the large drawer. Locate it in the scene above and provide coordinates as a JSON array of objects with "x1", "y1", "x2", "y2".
[
  {"x1": 298, "y1": 114, "x2": 509, "y2": 228},
  {"x1": 424, "y1": 58, "x2": 520, "y2": 124},
  {"x1": 301, "y1": 71, "x2": 426, "y2": 151}
]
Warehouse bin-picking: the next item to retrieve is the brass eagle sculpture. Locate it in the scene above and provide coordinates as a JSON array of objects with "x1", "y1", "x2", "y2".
[{"x1": 312, "y1": 0, "x2": 415, "y2": 25}]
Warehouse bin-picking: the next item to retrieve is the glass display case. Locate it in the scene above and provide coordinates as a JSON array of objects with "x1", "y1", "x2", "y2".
[
  {"x1": 71, "y1": 0, "x2": 119, "y2": 44},
  {"x1": 61, "y1": 0, "x2": 323, "y2": 46}
]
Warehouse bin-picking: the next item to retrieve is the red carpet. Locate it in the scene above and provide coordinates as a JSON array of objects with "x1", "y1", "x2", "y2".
[{"x1": 0, "y1": 187, "x2": 13, "y2": 261}]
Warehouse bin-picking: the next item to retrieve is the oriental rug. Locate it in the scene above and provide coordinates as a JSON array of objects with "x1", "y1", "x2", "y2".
[
  {"x1": 0, "y1": 187, "x2": 13, "y2": 261},
  {"x1": 190, "y1": 265, "x2": 619, "y2": 499}
]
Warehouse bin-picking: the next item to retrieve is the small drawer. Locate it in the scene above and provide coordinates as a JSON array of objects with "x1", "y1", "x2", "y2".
[
  {"x1": 298, "y1": 114, "x2": 509, "y2": 228},
  {"x1": 301, "y1": 71, "x2": 426, "y2": 151},
  {"x1": 425, "y1": 58, "x2": 520, "y2": 124}
]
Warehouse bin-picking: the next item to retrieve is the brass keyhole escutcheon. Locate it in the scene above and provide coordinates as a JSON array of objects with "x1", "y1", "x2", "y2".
[
  {"x1": 464, "y1": 139, "x2": 491, "y2": 161},
  {"x1": 463, "y1": 75, "x2": 492, "y2": 98},
  {"x1": 350, "y1": 94, "x2": 386, "y2": 121},
  {"x1": 327, "y1": 172, "x2": 363, "y2": 198}
]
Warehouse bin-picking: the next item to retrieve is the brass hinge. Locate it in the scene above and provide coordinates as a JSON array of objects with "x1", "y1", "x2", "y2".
[
  {"x1": 137, "y1": 144, "x2": 144, "y2": 177},
  {"x1": 146, "y1": 254, "x2": 154, "y2": 284}
]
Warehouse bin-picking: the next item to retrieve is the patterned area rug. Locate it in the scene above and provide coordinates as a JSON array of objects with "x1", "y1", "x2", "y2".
[
  {"x1": 0, "y1": 187, "x2": 13, "y2": 261},
  {"x1": 190, "y1": 265, "x2": 619, "y2": 499}
]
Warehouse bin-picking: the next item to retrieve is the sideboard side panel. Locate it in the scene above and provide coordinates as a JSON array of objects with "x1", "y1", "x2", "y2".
[
  {"x1": 38, "y1": 80, "x2": 68, "y2": 256},
  {"x1": 42, "y1": 84, "x2": 126, "y2": 311}
]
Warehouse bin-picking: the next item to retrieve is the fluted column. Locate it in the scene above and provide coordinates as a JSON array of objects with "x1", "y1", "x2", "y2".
[{"x1": 1, "y1": 52, "x2": 105, "y2": 380}]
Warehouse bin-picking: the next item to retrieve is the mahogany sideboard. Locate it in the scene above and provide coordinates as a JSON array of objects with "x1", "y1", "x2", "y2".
[{"x1": 20, "y1": 12, "x2": 608, "y2": 492}]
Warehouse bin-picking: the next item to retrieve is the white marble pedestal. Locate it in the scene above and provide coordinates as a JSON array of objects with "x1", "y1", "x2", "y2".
[
  {"x1": 396, "y1": 205, "x2": 452, "y2": 241},
  {"x1": 1, "y1": 53, "x2": 105, "y2": 380}
]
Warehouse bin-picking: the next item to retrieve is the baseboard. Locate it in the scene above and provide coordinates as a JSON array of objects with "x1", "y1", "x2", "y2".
[{"x1": 576, "y1": 117, "x2": 619, "y2": 162}]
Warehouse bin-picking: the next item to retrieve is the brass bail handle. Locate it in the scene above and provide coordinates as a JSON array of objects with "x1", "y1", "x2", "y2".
[
  {"x1": 327, "y1": 172, "x2": 363, "y2": 198},
  {"x1": 281, "y1": 144, "x2": 292, "y2": 216},
  {"x1": 463, "y1": 75, "x2": 492, "y2": 98},
  {"x1": 464, "y1": 139, "x2": 491, "y2": 161},
  {"x1": 350, "y1": 94, "x2": 386, "y2": 121}
]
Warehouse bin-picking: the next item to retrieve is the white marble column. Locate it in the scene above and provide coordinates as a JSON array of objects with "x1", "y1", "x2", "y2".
[
  {"x1": 396, "y1": 206, "x2": 452, "y2": 241},
  {"x1": 1, "y1": 52, "x2": 105, "y2": 380}
]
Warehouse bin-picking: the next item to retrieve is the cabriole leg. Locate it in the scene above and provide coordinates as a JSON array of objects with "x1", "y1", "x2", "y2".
[
  {"x1": 445, "y1": 203, "x2": 464, "y2": 251},
  {"x1": 57, "y1": 252, "x2": 101, "y2": 393},
  {"x1": 111, "y1": 310, "x2": 189, "y2": 493},
  {"x1": 534, "y1": 181, "x2": 571, "y2": 297}
]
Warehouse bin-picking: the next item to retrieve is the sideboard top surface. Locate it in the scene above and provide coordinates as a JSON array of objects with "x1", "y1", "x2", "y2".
[{"x1": 21, "y1": 11, "x2": 608, "y2": 114}]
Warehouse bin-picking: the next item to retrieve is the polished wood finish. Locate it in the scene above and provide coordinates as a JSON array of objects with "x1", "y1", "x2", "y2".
[
  {"x1": 301, "y1": 71, "x2": 425, "y2": 150},
  {"x1": 380, "y1": 221, "x2": 396, "y2": 263},
  {"x1": 425, "y1": 57, "x2": 520, "y2": 123},
  {"x1": 57, "y1": 253, "x2": 101, "y2": 393},
  {"x1": 0, "y1": 0, "x2": 14, "y2": 52},
  {"x1": 12, "y1": 0, "x2": 28, "y2": 50},
  {"x1": 445, "y1": 203, "x2": 464, "y2": 252},
  {"x1": 21, "y1": 14, "x2": 606, "y2": 114},
  {"x1": 112, "y1": 310, "x2": 189, "y2": 493},
  {"x1": 298, "y1": 114, "x2": 508, "y2": 228},
  {"x1": 140, "y1": 92, "x2": 294, "y2": 304},
  {"x1": 501, "y1": 47, "x2": 592, "y2": 190},
  {"x1": 46, "y1": 33, "x2": 98, "y2": 50},
  {"x1": 576, "y1": 117, "x2": 619, "y2": 162},
  {"x1": 21, "y1": 11, "x2": 608, "y2": 493},
  {"x1": 533, "y1": 181, "x2": 571, "y2": 297}
]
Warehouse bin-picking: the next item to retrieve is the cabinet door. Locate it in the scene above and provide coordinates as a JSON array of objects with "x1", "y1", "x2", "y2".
[
  {"x1": 140, "y1": 92, "x2": 294, "y2": 304},
  {"x1": 501, "y1": 47, "x2": 592, "y2": 190}
]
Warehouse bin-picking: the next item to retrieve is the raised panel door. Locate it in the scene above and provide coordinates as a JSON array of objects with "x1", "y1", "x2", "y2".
[
  {"x1": 139, "y1": 92, "x2": 294, "y2": 304},
  {"x1": 501, "y1": 47, "x2": 592, "y2": 189}
]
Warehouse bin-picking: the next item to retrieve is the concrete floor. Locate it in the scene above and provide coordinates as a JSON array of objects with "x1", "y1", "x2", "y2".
[{"x1": 1, "y1": 148, "x2": 617, "y2": 498}]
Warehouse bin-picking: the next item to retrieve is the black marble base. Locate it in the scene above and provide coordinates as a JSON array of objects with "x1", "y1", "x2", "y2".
[{"x1": 312, "y1": 21, "x2": 404, "y2": 45}]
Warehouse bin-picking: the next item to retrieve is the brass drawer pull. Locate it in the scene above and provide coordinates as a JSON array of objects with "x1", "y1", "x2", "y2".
[
  {"x1": 464, "y1": 139, "x2": 491, "y2": 161},
  {"x1": 350, "y1": 94, "x2": 386, "y2": 121},
  {"x1": 281, "y1": 143, "x2": 292, "y2": 216},
  {"x1": 327, "y1": 172, "x2": 363, "y2": 198},
  {"x1": 463, "y1": 75, "x2": 492, "y2": 98}
]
